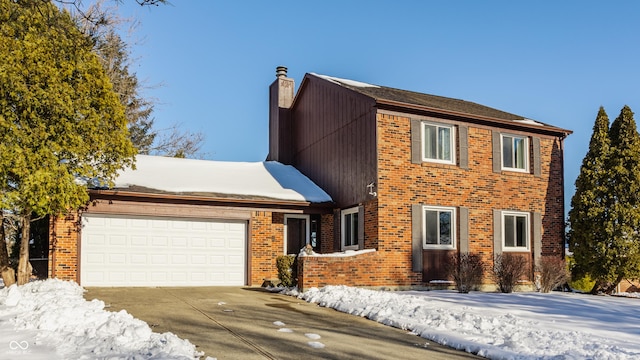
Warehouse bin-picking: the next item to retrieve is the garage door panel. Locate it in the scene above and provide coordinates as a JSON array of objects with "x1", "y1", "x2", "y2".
[
  {"x1": 130, "y1": 254, "x2": 147, "y2": 264},
  {"x1": 109, "y1": 254, "x2": 126, "y2": 263},
  {"x1": 172, "y1": 237, "x2": 187, "y2": 247},
  {"x1": 86, "y1": 234, "x2": 106, "y2": 246},
  {"x1": 81, "y1": 214, "x2": 246, "y2": 286}
]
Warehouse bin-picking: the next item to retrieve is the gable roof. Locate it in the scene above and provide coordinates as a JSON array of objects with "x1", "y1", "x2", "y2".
[
  {"x1": 100, "y1": 155, "x2": 332, "y2": 204},
  {"x1": 309, "y1": 73, "x2": 571, "y2": 134}
]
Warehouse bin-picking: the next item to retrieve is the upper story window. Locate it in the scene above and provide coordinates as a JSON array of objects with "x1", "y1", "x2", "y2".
[
  {"x1": 502, "y1": 211, "x2": 529, "y2": 251},
  {"x1": 501, "y1": 134, "x2": 528, "y2": 171},
  {"x1": 423, "y1": 206, "x2": 456, "y2": 249},
  {"x1": 422, "y1": 122, "x2": 455, "y2": 164},
  {"x1": 341, "y1": 207, "x2": 360, "y2": 250}
]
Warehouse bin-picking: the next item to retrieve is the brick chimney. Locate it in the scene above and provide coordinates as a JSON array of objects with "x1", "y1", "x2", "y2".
[{"x1": 267, "y1": 66, "x2": 294, "y2": 163}]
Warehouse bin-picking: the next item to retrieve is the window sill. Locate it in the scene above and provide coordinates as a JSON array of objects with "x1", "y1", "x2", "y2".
[
  {"x1": 423, "y1": 246, "x2": 456, "y2": 250},
  {"x1": 419, "y1": 162, "x2": 459, "y2": 170},
  {"x1": 501, "y1": 248, "x2": 530, "y2": 253}
]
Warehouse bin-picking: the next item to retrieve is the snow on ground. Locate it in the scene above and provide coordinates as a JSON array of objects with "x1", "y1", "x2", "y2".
[
  {"x1": 0, "y1": 279, "x2": 205, "y2": 360},
  {"x1": 291, "y1": 285, "x2": 640, "y2": 360},
  {"x1": 3, "y1": 279, "x2": 638, "y2": 359}
]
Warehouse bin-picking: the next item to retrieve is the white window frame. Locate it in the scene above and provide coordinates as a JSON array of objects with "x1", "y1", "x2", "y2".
[
  {"x1": 422, "y1": 206, "x2": 456, "y2": 250},
  {"x1": 502, "y1": 211, "x2": 530, "y2": 252},
  {"x1": 501, "y1": 134, "x2": 529, "y2": 172},
  {"x1": 421, "y1": 122, "x2": 456, "y2": 165},
  {"x1": 284, "y1": 214, "x2": 310, "y2": 254},
  {"x1": 341, "y1": 207, "x2": 359, "y2": 251}
]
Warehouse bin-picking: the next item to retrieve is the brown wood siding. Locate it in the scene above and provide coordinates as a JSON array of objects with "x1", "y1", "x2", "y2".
[{"x1": 291, "y1": 76, "x2": 378, "y2": 207}]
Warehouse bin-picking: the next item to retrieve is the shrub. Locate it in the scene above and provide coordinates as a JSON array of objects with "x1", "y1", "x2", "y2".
[
  {"x1": 570, "y1": 273, "x2": 596, "y2": 293},
  {"x1": 276, "y1": 255, "x2": 298, "y2": 287},
  {"x1": 447, "y1": 253, "x2": 485, "y2": 293},
  {"x1": 566, "y1": 255, "x2": 596, "y2": 292},
  {"x1": 492, "y1": 253, "x2": 528, "y2": 293},
  {"x1": 537, "y1": 256, "x2": 570, "y2": 293}
]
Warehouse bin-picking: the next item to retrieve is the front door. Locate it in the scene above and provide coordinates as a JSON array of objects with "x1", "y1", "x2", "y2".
[{"x1": 285, "y1": 215, "x2": 309, "y2": 254}]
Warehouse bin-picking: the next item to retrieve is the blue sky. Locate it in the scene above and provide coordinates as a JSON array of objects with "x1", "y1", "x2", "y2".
[{"x1": 115, "y1": 1, "x2": 640, "y2": 208}]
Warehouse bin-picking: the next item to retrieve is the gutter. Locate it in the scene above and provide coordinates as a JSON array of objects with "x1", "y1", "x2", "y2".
[{"x1": 89, "y1": 189, "x2": 335, "y2": 210}]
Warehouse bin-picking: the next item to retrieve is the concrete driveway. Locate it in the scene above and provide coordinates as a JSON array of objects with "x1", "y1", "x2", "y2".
[{"x1": 84, "y1": 287, "x2": 483, "y2": 360}]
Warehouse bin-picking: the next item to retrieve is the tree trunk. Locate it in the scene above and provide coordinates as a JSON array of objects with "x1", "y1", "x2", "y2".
[
  {"x1": 0, "y1": 213, "x2": 16, "y2": 286},
  {"x1": 17, "y1": 213, "x2": 32, "y2": 285}
]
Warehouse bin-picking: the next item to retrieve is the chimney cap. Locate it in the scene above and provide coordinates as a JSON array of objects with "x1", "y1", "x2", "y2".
[{"x1": 276, "y1": 66, "x2": 288, "y2": 78}]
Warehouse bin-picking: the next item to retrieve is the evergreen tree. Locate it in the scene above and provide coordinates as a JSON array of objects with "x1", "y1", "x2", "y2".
[
  {"x1": 569, "y1": 106, "x2": 640, "y2": 293},
  {"x1": 600, "y1": 106, "x2": 640, "y2": 292},
  {"x1": 0, "y1": 0, "x2": 136, "y2": 284},
  {"x1": 569, "y1": 107, "x2": 612, "y2": 287},
  {"x1": 93, "y1": 30, "x2": 156, "y2": 153}
]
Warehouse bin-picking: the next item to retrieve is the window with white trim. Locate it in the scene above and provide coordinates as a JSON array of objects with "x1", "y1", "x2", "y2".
[
  {"x1": 502, "y1": 211, "x2": 529, "y2": 251},
  {"x1": 501, "y1": 134, "x2": 528, "y2": 171},
  {"x1": 423, "y1": 206, "x2": 456, "y2": 249},
  {"x1": 422, "y1": 122, "x2": 455, "y2": 164},
  {"x1": 341, "y1": 207, "x2": 359, "y2": 250}
]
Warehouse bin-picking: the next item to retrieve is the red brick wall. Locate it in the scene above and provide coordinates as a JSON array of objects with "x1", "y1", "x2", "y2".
[
  {"x1": 249, "y1": 211, "x2": 284, "y2": 285},
  {"x1": 48, "y1": 213, "x2": 80, "y2": 282},
  {"x1": 298, "y1": 251, "x2": 385, "y2": 290},
  {"x1": 320, "y1": 213, "x2": 334, "y2": 254},
  {"x1": 376, "y1": 113, "x2": 566, "y2": 281}
]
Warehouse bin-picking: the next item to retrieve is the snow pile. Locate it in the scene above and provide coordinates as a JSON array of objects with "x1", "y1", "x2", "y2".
[
  {"x1": 0, "y1": 279, "x2": 202, "y2": 359},
  {"x1": 299, "y1": 285, "x2": 640, "y2": 360}
]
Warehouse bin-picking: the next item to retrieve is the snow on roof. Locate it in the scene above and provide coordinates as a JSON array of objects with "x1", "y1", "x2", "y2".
[
  {"x1": 113, "y1": 155, "x2": 332, "y2": 203},
  {"x1": 311, "y1": 73, "x2": 380, "y2": 88},
  {"x1": 513, "y1": 118, "x2": 544, "y2": 126}
]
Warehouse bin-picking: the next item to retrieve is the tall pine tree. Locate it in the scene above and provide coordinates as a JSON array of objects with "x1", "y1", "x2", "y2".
[
  {"x1": 602, "y1": 106, "x2": 640, "y2": 292},
  {"x1": 569, "y1": 106, "x2": 640, "y2": 293},
  {"x1": 569, "y1": 107, "x2": 612, "y2": 287}
]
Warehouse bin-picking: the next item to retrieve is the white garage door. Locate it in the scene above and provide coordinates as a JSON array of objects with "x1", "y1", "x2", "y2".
[{"x1": 80, "y1": 214, "x2": 246, "y2": 286}]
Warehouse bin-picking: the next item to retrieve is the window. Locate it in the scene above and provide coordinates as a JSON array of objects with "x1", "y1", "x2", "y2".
[
  {"x1": 423, "y1": 206, "x2": 456, "y2": 249},
  {"x1": 502, "y1": 212, "x2": 529, "y2": 251},
  {"x1": 341, "y1": 207, "x2": 359, "y2": 250},
  {"x1": 422, "y1": 122, "x2": 455, "y2": 164},
  {"x1": 502, "y1": 134, "x2": 528, "y2": 171}
]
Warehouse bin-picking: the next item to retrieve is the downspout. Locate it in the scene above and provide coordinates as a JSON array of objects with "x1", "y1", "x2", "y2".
[{"x1": 560, "y1": 132, "x2": 569, "y2": 258}]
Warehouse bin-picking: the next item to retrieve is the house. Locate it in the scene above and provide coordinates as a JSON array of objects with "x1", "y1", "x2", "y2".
[
  {"x1": 47, "y1": 67, "x2": 571, "y2": 290},
  {"x1": 268, "y1": 67, "x2": 571, "y2": 290}
]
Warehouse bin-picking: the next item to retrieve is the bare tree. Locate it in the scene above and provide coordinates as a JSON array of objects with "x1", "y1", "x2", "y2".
[{"x1": 74, "y1": 1, "x2": 206, "y2": 158}]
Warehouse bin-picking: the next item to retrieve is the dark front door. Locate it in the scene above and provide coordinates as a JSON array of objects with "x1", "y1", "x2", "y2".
[{"x1": 286, "y1": 217, "x2": 307, "y2": 254}]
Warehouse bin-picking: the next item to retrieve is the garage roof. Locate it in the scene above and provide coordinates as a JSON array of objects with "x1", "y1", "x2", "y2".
[{"x1": 110, "y1": 155, "x2": 332, "y2": 203}]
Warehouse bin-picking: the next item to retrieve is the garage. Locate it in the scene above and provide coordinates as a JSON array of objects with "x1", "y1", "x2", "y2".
[{"x1": 80, "y1": 214, "x2": 247, "y2": 287}]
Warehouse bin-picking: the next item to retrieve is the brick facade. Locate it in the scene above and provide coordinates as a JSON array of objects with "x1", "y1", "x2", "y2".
[
  {"x1": 249, "y1": 211, "x2": 285, "y2": 285},
  {"x1": 48, "y1": 212, "x2": 80, "y2": 283},
  {"x1": 296, "y1": 111, "x2": 567, "y2": 291}
]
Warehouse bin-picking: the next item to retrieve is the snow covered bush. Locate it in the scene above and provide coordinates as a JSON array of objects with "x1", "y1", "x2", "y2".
[
  {"x1": 537, "y1": 256, "x2": 570, "y2": 293},
  {"x1": 447, "y1": 253, "x2": 485, "y2": 293},
  {"x1": 492, "y1": 253, "x2": 528, "y2": 293},
  {"x1": 276, "y1": 255, "x2": 297, "y2": 287}
]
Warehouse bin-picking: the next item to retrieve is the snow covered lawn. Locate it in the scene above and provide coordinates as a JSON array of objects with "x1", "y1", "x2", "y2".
[
  {"x1": 2, "y1": 279, "x2": 639, "y2": 359},
  {"x1": 293, "y1": 286, "x2": 640, "y2": 359},
  {"x1": 0, "y1": 280, "x2": 205, "y2": 360}
]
